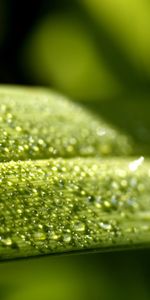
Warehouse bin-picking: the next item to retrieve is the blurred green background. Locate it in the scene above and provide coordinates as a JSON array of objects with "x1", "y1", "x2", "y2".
[{"x1": 0, "y1": 0, "x2": 150, "y2": 299}]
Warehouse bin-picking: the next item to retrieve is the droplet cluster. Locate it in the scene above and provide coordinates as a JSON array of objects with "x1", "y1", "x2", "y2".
[
  {"x1": 0, "y1": 157, "x2": 150, "y2": 260},
  {"x1": 0, "y1": 86, "x2": 149, "y2": 260},
  {"x1": 0, "y1": 86, "x2": 133, "y2": 162}
]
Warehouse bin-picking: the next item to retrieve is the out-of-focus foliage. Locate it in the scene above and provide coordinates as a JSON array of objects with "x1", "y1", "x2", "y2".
[
  {"x1": 1, "y1": 0, "x2": 150, "y2": 99},
  {"x1": 22, "y1": 13, "x2": 121, "y2": 101},
  {"x1": 83, "y1": 0, "x2": 150, "y2": 74},
  {"x1": 19, "y1": 0, "x2": 150, "y2": 101},
  {"x1": 0, "y1": 250, "x2": 150, "y2": 300}
]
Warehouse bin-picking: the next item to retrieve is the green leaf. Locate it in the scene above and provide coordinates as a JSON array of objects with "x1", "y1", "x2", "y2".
[
  {"x1": 0, "y1": 85, "x2": 132, "y2": 161},
  {"x1": 0, "y1": 86, "x2": 149, "y2": 260}
]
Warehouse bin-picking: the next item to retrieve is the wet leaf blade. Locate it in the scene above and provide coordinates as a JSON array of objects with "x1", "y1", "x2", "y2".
[{"x1": 0, "y1": 157, "x2": 150, "y2": 260}]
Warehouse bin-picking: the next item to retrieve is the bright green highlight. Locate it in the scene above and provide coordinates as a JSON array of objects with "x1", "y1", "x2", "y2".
[
  {"x1": 83, "y1": 0, "x2": 150, "y2": 73},
  {"x1": 22, "y1": 14, "x2": 121, "y2": 101}
]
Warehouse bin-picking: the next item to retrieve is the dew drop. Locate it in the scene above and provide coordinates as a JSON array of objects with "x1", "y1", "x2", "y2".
[
  {"x1": 33, "y1": 231, "x2": 46, "y2": 241},
  {"x1": 73, "y1": 222, "x2": 85, "y2": 232},
  {"x1": 63, "y1": 233, "x2": 71, "y2": 243},
  {"x1": 99, "y1": 222, "x2": 112, "y2": 230},
  {"x1": 2, "y1": 238, "x2": 12, "y2": 246},
  {"x1": 129, "y1": 156, "x2": 144, "y2": 172},
  {"x1": 103, "y1": 201, "x2": 111, "y2": 209},
  {"x1": 49, "y1": 232, "x2": 59, "y2": 240}
]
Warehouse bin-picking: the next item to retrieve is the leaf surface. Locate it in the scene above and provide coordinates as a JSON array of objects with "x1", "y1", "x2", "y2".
[{"x1": 0, "y1": 86, "x2": 149, "y2": 260}]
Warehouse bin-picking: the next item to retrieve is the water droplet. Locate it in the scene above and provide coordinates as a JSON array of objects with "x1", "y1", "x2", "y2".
[
  {"x1": 33, "y1": 231, "x2": 46, "y2": 241},
  {"x1": 97, "y1": 128, "x2": 106, "y2": 136},
  {"x1": 63, "y1": 233, "x2": 71, "y2": 243},
  {"x1": 2, "y1": 238, "x2": 12, "y2": 246},
  {"x1": 103, "y1": 201, "x2": 111, "y2": 209},
  {"x1": 87, "y1": 195, "x2": 95, "y2": 203},
  {"x1": 94, "y1": 196, "x2": 102, "y2": 208},
  {"x1": 49, "y1": 232, "x2": 59, "y2": 240},
  {"x1": 38, "y1": 224, "x2": 43, "y2": 229},
  {"x1": 99, "y1": 222, "x2": 112, "y2": 230},
  {"x1": 73, "y1": 222, "x2": 85, "y2": 232},
  {"x1": 38, "y1": 139, "x2": 44, "y2": 145},
  {"x1": 111, "y1": 181, "x2": 119, "y2": 189},
  {"x1": 81, "y1": 190, "x2": 86, "y2": 196},
  {"x1": 16, "y1": 126, "x2": 22, "y2": 132},
  {"x1": 129, "y1": 156, "x2": 144, "y2": 172}
]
